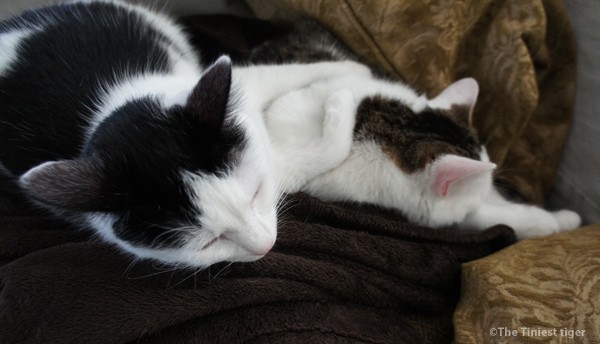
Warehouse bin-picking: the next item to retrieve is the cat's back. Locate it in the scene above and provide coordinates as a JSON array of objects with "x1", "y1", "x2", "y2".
[
  {"x1": 0, "y1": 0, "x2": 197, "y2": 175},
  {"x1": 0, "y1": 1, "x2": 178, "y2": 81}
]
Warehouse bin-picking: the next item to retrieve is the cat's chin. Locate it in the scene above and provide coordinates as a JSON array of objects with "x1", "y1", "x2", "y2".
[
  {"x1": 118, "y1": 242, "x2": 272, "y2": 268},
  {"x1": 197, "y1": 233, "x2": 275, "y2": 263},
  {"x1": 233, "y1": 253, "x2": 270, "y2": 263}
]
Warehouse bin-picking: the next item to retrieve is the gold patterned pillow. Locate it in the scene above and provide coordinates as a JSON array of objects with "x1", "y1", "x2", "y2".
[{"x1": 454, "y1": 225, "x2": 600, "y2": 343}]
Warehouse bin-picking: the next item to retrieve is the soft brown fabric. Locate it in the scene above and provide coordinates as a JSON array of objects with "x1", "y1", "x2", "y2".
[
  {"x1": 454, "y1": 225, "x2": 600, "y2": 343},
  {"x1": 0, "y1": 176, "x2": 515, "y2": 344},
  {"x1": 245, "y1": 0, "x2": 577, "y2": 205}
]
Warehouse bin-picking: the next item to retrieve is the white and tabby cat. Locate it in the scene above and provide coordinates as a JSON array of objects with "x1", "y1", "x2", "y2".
[
  {"x1": 0, "y1": 1, "x2": 370, "y2": 267},
  {"x1": 258, "y1": 21, "x2": 581, "y2": 239}
]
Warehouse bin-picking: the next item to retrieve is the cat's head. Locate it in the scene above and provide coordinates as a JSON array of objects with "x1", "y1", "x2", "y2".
[
  {"x1": 18, "y1": 56, "x2": 277, "y2": 267},
  {"x1": 305, "y1": 78, "x2": 496, "y2": 226}
]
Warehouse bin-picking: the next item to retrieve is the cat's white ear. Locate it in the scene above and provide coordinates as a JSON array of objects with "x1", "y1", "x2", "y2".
[
  {"x1": 19, "y1": 158, "x2": 125, "y2": 211},
  {"x1": 428, "y1": 78, "x2": 479, "y2": 108},
  {"x1": 431, "y1": 154, "x2": 495, "y2": 197},
  {"x1": 187, "y1": 55, "x2": 232, "y2": 128},
  {"x1": 428, "y1": 78, "x2": 479, "y2": 126}
]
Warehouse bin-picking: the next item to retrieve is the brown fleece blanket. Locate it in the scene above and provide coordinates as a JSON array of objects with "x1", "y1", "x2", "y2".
[
  {"x1": 246, "y1": 0, "x2": 577, "y2": 205},
  {"x1": 0, "y1": 175, "x2": 514, "y2": 344}
]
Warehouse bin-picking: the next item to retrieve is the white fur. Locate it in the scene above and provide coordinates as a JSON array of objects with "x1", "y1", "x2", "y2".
[
  {"x1": 268, "y1": 89, "x2": 358, "y2": 192},
  {"x1": 87, "y1": 212, "x2": 120, "y2": 244},
  {"x1": 232, "y1": 61, "x2": 372, "y2": 110},
  {"x1": 174, "y1": 97, "x2": 278, "y2": 266},
  {"x1": 0, "y1": 29, "x2": 36, "y2": 77},
  {"x1": 266, "y1": 73, "x2": 581, "y2": 239}
]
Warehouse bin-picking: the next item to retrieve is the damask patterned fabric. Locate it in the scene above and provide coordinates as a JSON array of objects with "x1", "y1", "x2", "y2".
[
  {"x1": 245, "y1": 0, "x2": 577, "y2": 205},
  {"x1": 454, "y1": 225, "x2": 600, "y2": 343}
]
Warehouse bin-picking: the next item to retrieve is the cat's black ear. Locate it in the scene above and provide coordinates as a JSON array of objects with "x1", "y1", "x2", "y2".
[
  {"x1": 19, "y1": 158, "x2": 126, "y2": 212},
  {"x1": 186, "y1": 55, "x2": 232, "y2": 129},
  {"x1": 428, "y1": 78, "x2": 479, "y2": 127}
]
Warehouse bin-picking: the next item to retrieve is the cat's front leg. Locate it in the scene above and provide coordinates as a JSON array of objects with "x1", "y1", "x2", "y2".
[
  {"x1": 273, "y1": 89, "x2": 357, "y2": 194},
  {"x1": 464, "y1": 203, "x2": 556, "y2": 239},
  {"x1": 464, "y1": 189, "x2": 581, "y2": 239},
  {"x1": 234, "y1": 61, "x2": 371, "y2": 108},
  {"x1": 318, "y1": 89, "x2": 357, "y2": 173}
]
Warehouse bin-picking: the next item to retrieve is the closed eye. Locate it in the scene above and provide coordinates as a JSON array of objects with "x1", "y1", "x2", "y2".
[
  {"x1": 202, "y1": 234, "x2": 223, "y2": 250},
  {"x1": 252, "y1": 181, "x2": 263, "y2": 201}
]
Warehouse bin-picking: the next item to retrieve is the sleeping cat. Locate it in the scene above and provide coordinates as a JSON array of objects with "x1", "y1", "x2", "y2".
[
  {"x1": 0, "y1": 0, "x2": 371, "y2": 267},
  {"x1": 257, "y1": 20, "x2": 581, "y2": 239}
]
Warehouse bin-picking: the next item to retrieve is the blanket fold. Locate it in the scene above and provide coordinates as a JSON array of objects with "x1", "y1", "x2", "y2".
[{"x1": 0, "y1": 177, "x2": 514, "y2": 344}]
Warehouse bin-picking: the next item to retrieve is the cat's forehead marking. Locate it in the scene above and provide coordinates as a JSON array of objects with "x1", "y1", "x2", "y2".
[{"x1": 355, "y1": 96, "x2": 480, "y2": 173}]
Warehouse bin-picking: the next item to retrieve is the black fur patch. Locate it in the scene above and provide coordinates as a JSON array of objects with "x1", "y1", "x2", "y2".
[
  {"x1": 67, "y1": 95, "x2": 244, "y2": 247},
  {"x1": 355, "y1": 96, "x2": 481, "y2": 173},
  {"x1": 0, "y1": 2, "x2": 245, "y2": 249},
  {"x1": 0, "y1": 2, "x2": 171, "y2": 175}
]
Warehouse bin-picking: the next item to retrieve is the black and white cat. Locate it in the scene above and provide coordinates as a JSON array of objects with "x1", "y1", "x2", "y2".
[
  {"x1": 259, "y1": 21, "x2": 581, "y2": 239},
  {"x1": 0, "y1": 0, "x2": 370, "y2": 267}
]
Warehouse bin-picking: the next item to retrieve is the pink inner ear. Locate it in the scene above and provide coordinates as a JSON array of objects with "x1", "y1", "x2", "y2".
[{"x1": 432, "y1": 155, "x2": 496, "y2": 196}]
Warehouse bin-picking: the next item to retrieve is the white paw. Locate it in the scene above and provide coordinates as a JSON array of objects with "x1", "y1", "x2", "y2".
[
  {"x1": 315, "y1": 89, "x2": 357, "y2": 170},
  {"x1": 514, "y1": 224, "x2": 558, "y2": 240},
  {"x1": 552, "y1": 209, "x2": 581, "y2": 231},
  {"x1": 512, "y1": 209, "x2": 560, "y2": 240},
  {"x1": 323, "y1": 89, "x2": 356, "y2": 137}
]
